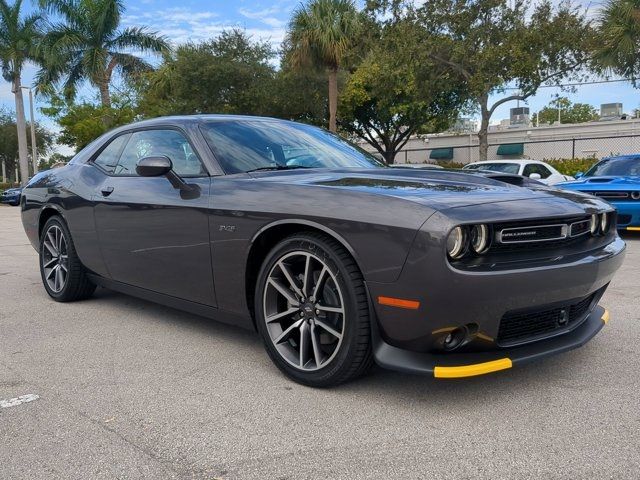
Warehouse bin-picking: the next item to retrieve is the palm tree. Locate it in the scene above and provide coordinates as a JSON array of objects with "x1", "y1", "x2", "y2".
[
  {"x1": 596, "y1": 0, "x2": 640, "y2": 84},
  {"x1": 287, "y1": 0, "x2": 360, "y2": 132},
  {"x1": 38, "y1": 0, "x2": 170, "y2": 108},
  {"x1": 0, "y1": 0, "x2": 43, "y2": 186}
]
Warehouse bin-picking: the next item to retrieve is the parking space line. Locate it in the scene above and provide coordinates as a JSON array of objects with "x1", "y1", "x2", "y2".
[{"x1": 0, "y1": 394, "x2": 40, "y2": 408}]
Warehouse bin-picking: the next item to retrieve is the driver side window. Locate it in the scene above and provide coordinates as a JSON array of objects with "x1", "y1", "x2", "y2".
[
  {"x1": 114, "y1": 129, "x2": 207, "y2": 177},
  {"x1": 523, "y1": 163, "x2": 552, "y2": 179}
]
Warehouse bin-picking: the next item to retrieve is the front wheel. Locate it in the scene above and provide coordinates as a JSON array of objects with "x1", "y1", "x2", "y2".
[
  {"x1": 39, "y1": 216, "x2": 96, "y2": 302},
  {"x1": 255, "y1": 232, "x2": 372, "y2": 387}
]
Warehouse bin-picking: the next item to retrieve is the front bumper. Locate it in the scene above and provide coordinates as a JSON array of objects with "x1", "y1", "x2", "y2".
[
  {"x1": 1, "y1": 194, "x2": 20, "y2": 205},
  {"x1": 609, "y1": 201, "x2": 640, "y2": 228},
  {"x1": 374, "y1": 306, "x2": 609, "y2": 377},
  {"x1": 366, "y1": 214, "x2": 625, "y2": 376}
]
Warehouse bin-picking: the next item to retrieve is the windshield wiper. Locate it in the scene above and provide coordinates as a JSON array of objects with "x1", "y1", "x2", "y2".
[{"x1": 245, "y1": 165, "x2": 314, "y2": 173}]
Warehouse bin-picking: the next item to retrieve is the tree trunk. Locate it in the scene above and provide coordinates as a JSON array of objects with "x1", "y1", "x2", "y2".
[
  {"x1": 13, "y1": 76, "x2": 30, "y2": 186},
  {"x1": 383, "y1": 149, "x2": 396, "y2": 165},
  {"x1": 327, "y1": 67, "x2": 338, "y2": 133},
  {"x1": 99, "y1": 76, "x2": 111, "y2": 108},
  {"x1": 478, "y1": 94, "x2": 491, "y2": 162}
]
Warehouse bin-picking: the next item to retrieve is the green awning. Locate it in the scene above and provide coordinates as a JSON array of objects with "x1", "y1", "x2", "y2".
[
  {"x1": 429, "y1": 147, "x2": 454, "y2": 160},
  {"x1": 496, "y1": 143, "x2": 524, "y2": 156}
]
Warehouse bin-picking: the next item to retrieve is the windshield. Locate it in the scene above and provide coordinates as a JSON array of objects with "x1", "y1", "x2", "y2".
[
  {"x1": 584, "y1": 157, "x2": 640, "y2": 177},
  {"x1": 200, "y1": 119, "x2": 385, "y2": 174},
  {"x1": 464, "y1": 163, "x2": 520, "y2": 174}
]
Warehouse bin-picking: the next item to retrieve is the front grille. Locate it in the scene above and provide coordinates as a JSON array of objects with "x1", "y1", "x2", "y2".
[
  {"x1": 497, "y1": 292, "x2": 597, "y2": 346},
  {"x1": 592, "y1": 191, "x2": 640, "y2": 201},
  {"x1": 489, "y1": 216, "x2": 591, "y2": 254}
]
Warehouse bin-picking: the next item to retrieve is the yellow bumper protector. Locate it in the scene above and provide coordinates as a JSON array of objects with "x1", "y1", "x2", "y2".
[
  {"x1": 601, "y1": 309, "x2": 610, "y2": 324},
  {"x1": 627, "y1": 227, "x2": 640, "y2": 231},
  {"x1": 434, "y1": 358, "x2": 512, "y2": 378}
]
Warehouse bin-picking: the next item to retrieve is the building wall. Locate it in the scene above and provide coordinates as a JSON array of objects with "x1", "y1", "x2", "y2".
[{"x1": 361, "y1": 118, "x2": 640, "y2": 164}]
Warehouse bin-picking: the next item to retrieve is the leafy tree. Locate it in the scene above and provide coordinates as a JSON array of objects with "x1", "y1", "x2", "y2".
[
  {"x1": 0, "y1": 107, "x2": 54, "y2": 178},
  {"x1": 0, "y1": 0, "x2": 44, "y2": 185},
  {"x1": 41, "y1": 93, "x2": 136, "y2": 150},
  {"x1": 273, "y1": 42, "x2": 332, "y2": 126},
  {"x1": 136, "y1": 30, "x2": 277, "y2": 117},
  {"x1": 38, "y1": 0, "x2": 170, "y2": 108},
  {"x1": 535, "y1": 97, "x2": 599, "y2": 125},
  {"x1": 596, "y1": 0, "x2": 640, "y2": 85},
  {"x1": 287, "y1": 0, "x2": 361, "y2": 132},
  {"x1": 40, "y1": 152, "x2": 72, "y2": 169},
  {"x1": 415, "y1": 0, "x2": 595, "y2": 160},
  {"x1": 340, "y1": 19, "x2": 467, "y2": 163}
]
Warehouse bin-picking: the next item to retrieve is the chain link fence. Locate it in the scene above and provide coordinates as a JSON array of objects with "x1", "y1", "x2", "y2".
[{"x1": 394, "y1": 134, "x2": 640, "y2": 165}]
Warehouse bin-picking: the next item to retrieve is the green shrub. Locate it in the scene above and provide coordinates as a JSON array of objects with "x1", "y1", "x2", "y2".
[
  {"x1": 436, "y1": 160, "x2": 466, "y2": 169},
  {"x1": 543, "y1": 158, "x2": 598, "y2": 177},
  {"x1": 0, "y1": 181, "x2": 20, "y2": 194}
]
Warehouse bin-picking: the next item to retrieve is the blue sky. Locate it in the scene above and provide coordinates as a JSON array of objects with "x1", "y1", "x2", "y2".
[{"x1": 1, "y1": 0, "x2": 639, "y2": 153}]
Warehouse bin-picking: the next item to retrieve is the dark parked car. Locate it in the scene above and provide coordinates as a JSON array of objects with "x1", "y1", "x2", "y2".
[
  {"x1": 1, "y1": 187, "x2": 22, "y2": 206},
  {"x1": 20, "y1": 116, "x2": 625, "y2": 386}
]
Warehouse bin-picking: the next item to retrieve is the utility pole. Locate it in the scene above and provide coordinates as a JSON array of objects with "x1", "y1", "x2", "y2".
[
  {"x1": 21, "y1": 86, "x2": 38, "y2": 175},
  {"x1": 1, "y1": 160, "x2": 5, "y2": 183}
]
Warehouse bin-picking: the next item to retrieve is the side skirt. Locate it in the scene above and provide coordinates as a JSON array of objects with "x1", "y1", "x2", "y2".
[{"x1": 87, "y1": 274, "x2": 255, "y2": 331}]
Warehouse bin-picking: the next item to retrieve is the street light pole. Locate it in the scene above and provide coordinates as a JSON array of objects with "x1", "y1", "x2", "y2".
[{"x1": 20, "y1": 86, "x2": 38, "y2": 175}]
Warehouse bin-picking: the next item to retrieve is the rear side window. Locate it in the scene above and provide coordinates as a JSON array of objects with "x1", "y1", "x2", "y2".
[{"x1": 92, "y1": 134, "x2": 130, "y2": 173}]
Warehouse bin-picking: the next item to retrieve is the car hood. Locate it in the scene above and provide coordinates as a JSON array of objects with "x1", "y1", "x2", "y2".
[
  {"x1": 249, "y1": 168, "x2": 603, "y2": 210},
  {"x1": 559, "y1": 176, "x2": 640, "y2": 190}
]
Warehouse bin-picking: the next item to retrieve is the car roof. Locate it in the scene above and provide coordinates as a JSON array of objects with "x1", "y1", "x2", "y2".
[
  {"x1": 602, "y1": 154, "x2": 640, "y2": 161},
  {"x1": 116, "y1": 114, "x2": 296, "y2": 128},
  {"x1": 467, "y1": 160, "x2": 545, "y2": 165}
]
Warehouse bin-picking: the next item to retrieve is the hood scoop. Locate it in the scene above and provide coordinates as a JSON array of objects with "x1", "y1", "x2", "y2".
[{"x1": 585, "y1": 177, "x2": 615, "y2": 183}]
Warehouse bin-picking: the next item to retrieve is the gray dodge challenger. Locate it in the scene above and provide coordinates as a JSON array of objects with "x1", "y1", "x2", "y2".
[{"x1": 20, "y1": 115, "x2": 625, "y2": 386}]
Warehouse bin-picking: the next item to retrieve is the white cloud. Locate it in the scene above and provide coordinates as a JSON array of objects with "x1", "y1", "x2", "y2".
[
  {"x1": 123, "y1": 5, "x2": 287, "y2": 47},
  {"x1": 238, "y1": 7, "x2": 287, "y2": 28}
]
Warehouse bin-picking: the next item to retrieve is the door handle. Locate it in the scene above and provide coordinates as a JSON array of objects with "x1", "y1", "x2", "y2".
[{"x1": 101, "y1": 186, "x2": 114, "y2": 197}]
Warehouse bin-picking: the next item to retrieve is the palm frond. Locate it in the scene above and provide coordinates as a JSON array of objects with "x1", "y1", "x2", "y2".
[
  {"x1": 107, "y1": 26, "x2": 170, "y2": 54},
  {"x1": 287, "y1": 0, "x2": 360, "y2": 70}
]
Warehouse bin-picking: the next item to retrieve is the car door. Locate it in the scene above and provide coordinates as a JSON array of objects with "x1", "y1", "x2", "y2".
[{"x1": 93, "y1": 127, "x2": 216, "y2": 306}]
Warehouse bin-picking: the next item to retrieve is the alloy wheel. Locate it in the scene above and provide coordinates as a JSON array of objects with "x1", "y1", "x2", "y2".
[
  {"x1": 42, "y1": 225, "x2": 68, "y2": 293},
  {"x1": 263, "y1": 251, "x2": 345, "y2": 371}
]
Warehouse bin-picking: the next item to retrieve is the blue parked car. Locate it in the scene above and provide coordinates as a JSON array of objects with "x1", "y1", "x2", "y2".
[
  {"x1": 558, "y1": 155, "x2": 640, "y2": 231},
  {"x1": 0, "y1": 187, "x2": 22, "y2": 206}
]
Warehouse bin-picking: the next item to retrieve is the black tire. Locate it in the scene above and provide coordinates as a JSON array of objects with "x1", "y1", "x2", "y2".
[
  {"x1": 39, "y1": 215, "x2": 96, "y2": 302},
  {"x1": 255, "y1": 232, "x2": 372, "y2": 387}
]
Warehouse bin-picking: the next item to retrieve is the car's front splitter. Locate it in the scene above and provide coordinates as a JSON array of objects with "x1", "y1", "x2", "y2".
[{"x1": 373, "y1": 305, "x2": 608, "y2": 378}]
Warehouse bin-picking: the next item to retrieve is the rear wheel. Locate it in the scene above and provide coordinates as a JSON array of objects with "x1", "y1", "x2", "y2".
[
  {"x1": 39, "y1": 216, "x2": 96, "y2": 302},
  {"x1": 255, "y1": 232, "x2": 372, "y2": 387}
]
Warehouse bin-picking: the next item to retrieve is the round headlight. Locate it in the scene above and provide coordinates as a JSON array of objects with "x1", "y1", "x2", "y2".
[
  {"x1": 600, "y1": 212, "x2": 610, "y2": 234},
  {"x1": 446, "y1": 226, "x2": 467, "y2": 259},
  {"x1": 470, "y1": 224, "x2": 490, "y2": 254},
  {"x1": 590, "y1": 214, "x2": 599, "y2": 235}
]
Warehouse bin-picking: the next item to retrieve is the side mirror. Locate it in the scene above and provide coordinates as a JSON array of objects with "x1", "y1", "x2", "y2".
[
  {"x1": 575, "y1": 172, "x2": 584, "y2": 179},
  {"x1": 529, "y1": 173, "x2": 542, "y2": 180},
  {"x1": 136, "y1": 156, "x2": 173, "y2": 177}
]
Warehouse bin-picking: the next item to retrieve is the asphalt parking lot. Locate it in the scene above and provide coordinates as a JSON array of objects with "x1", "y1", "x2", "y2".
[{"x1": 1, "y1": 205, "x2": 639, "y2": 479}]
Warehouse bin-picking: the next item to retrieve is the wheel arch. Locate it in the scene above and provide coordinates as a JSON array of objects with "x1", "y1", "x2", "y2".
[
  {"x1": 38, "y1": 205, "x2": 65, "y2": 241},
  {"x1": 244, "y1": 220, "x2": 365, "y2": 329}
]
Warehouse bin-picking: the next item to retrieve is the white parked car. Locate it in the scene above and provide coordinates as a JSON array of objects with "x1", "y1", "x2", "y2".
[{"x1": 462, "y1": 160, "x2": 574, "y2": 185}]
